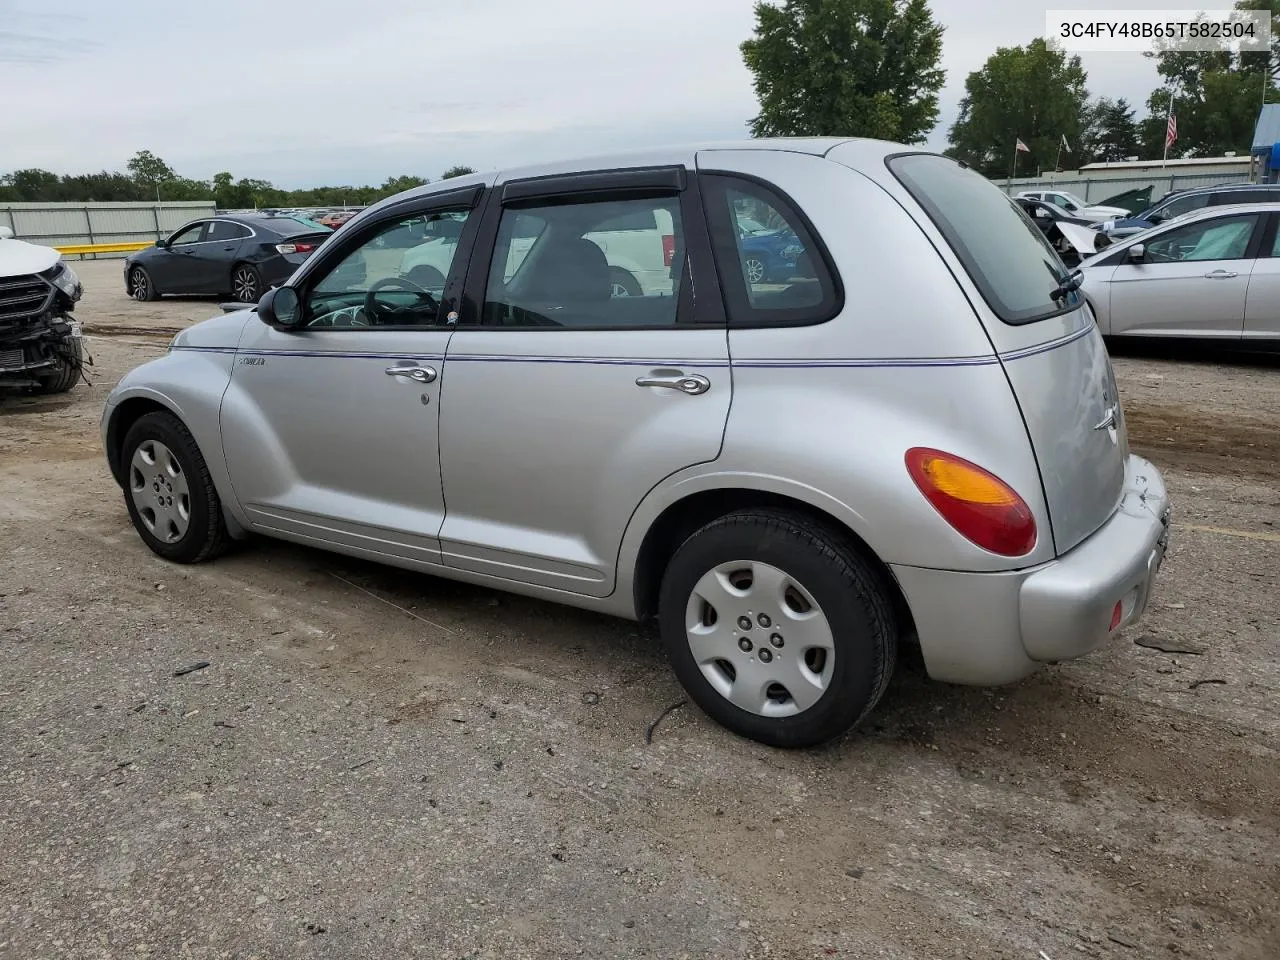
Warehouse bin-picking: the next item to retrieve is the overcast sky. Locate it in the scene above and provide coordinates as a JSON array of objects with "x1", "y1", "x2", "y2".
[{"x1": 1, "y1": 0, "x2": 1175, "y2": 188}]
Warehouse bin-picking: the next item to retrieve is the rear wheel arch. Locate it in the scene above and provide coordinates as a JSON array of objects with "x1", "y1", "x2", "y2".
[{"x1": 630, "y1": 487, "x2": 915, "y2": 639}]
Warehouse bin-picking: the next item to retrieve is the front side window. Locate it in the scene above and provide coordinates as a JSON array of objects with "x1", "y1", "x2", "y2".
[
  {"x1": 481, "y1": 196, "x2": 684, "y2": 327},
  {"x1": 304, "y1": 208, "x2": 471, "y2": 329},
  {"x1": 168, "y1": 222, "x2": 205, "y2": 246},
  {"x1": 1144, "y1": 214, "x2": 1259, "y2": 263},
  {"x1": 889, "y1": 153, "x2": 1074, "y2": 325}
]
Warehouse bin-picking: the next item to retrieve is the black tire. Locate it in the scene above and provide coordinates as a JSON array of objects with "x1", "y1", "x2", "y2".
[
  {"x1": 129, "y1": 265, "x2": 159, "y2": 301},
  {"x1": 657, "y1": 509, "x2": 898, "y2": 748},
  {"x1": 31, "y1": 336, "x2": 83, "y2": 394},
  {"x1": 230, "y1": 263, "x2": 262, "y2": 303},
  {"x1": 120, "y1": 411, "x2": 230, "y2": 564},
  {"x1": 608, "y1": 267, "x2": 642, "y2": 298}
]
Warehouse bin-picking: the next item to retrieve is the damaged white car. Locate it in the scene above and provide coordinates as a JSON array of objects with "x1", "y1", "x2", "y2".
[{"x1": 0, "y1": 225, "x2": 87, "y2": 394}]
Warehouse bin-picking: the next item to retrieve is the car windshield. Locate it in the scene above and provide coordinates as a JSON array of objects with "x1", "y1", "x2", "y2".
[{"x1": 889, "y1": 153, "x2": 1075, "y2": 325}]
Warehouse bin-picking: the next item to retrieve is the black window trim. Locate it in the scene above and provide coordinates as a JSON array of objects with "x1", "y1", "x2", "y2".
[
  {"x1": 697, "y1": 168, "x2": 844, "y2": 329},
  {"x1": 455, "y1": 165, "x2": 726, "y2": 332},
  {"x1": 884, "y1": 150, "x2": 1081, "y2": 326},
  {"x1": 280, "y1": 182, "x2": 486, "y2": 332}
]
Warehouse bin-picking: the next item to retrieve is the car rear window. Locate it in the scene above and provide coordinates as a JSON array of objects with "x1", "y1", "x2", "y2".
[
  {"x1": 270, "y1": 216, "x2": 332, "y2": 236},
  {"x1": 888, "y1": 153, "x2": 1076, "y2": 325}
]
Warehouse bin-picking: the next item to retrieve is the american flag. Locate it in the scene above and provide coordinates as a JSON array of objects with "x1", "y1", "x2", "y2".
[{"x1": 1166, "y1": 111, "x2": 1178, "y2": 151}]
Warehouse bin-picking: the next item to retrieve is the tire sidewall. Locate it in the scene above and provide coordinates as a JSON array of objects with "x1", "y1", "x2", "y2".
[
  {"x1": 121, "y1": 412, "x2": 218, "y2": 563},
  {"x1": 658, "y1": 519, "x2": 886, "y2": 748}
]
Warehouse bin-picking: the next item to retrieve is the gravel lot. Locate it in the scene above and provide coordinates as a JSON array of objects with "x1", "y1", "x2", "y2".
[{"x1": 2, "y1": 260, "x2": 1277, "y2": 959}]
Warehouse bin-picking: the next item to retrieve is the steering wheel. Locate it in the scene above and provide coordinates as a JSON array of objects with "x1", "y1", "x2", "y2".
[{"x1": 364, "y1": 275, "x2": 438, "y2": 324}]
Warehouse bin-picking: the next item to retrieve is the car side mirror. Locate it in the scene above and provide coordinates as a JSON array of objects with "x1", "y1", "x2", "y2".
[
  {"x1": 155, "y1": 238, "x2": 166, "y2": 247},
  {"x1": 1127, "y1": 243, "x2": 1145, "y2": 262},
  {"x1": 256, "y1": 286, "x2": 302, "y2": 329}
]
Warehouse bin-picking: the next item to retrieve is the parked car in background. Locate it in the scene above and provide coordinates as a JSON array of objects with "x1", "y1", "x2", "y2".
[
  {"x1": 0, "y1": 225, "x2": 86, "y2": 394},
  {"x1": 1080, "y1": 201, "x2": 1280, "y2": 345},
  {"x1": 1015, "y1": 188, "x2": 1129, "y2": 223},
  {"x1": 1014, "y1": 197, "x2": 1113, "y2": 266},
  {"x1": 1099, "y1": 183, "x2": 1280, "y2": 239},
  {"x1": 101, "y1": 140, "x2": 1170, "y2": 749},
  {"x1": 124, "y1": 214, "x2": 333, "y2": 304}
]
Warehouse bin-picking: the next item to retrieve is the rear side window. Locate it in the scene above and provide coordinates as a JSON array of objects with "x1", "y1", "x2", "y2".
[
  {"x1": 888, "y1": 153, "x2": 1075, "y2": 325},
  {"x1": 700, "y1": 173, "x2": 840, "y2": 326},
  {"x1": 1159, "y1": 192, "x2": 1210, "y2": 218}
]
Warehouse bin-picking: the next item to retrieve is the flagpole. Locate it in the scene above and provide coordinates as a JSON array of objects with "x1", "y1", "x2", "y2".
[{"x1": 1163, "y1": 92, "x2": 1175, "y2": 168}]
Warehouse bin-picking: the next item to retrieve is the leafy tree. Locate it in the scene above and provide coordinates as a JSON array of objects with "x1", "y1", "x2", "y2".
[
  {"x1": 945, "y1": 38, "x2": 1089, "y2": 178},
  {"x1": 1137, "y1": 0, "x2": 1280, "y2": 158},
  {"x1": 381, "y1": 174, "x2": 429, "y2": 194},
  {"x1": 126, "y1": 149, "x2": 176, "y2": 193},
  {"x1": 1, "y1": 168, "x2": 63, "y2": 201},
  {"x1": 441, "y1": 165, "x2": 476, "y2": 179},
  {"x1": 740, "y1": 0, "x2": 946, "y2": 143},
  {"x1": 1084, "y1": 97, "x2": 1141, "y2": 163}
]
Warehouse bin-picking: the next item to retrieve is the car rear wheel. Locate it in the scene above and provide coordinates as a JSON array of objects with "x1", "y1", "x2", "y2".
[
  {"x1": 129, "y1": 266, "x2": 158, "y2": 301},
  {"x1": 231, "y1": 263, "x2": 262, "y2": 303},
  {"x1": 742, "y1": 256, "x2": 767, "y2": 284},
  {"x1": 121, "y1": 411, "x2": 230, "y2": 564},
  {"x1": 609, "y1": 267, "x2": 642, "y2": 298},
  {"x1": 657, "y1": 509, "x2": 897, "y2": 748}
]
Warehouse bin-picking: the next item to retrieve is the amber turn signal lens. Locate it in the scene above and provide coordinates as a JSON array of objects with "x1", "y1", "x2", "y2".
[{"x1": 905, "y1": 447, "x2": 1037, "y2": 556}]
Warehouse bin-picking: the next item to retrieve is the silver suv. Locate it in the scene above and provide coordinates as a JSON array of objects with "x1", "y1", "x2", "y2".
[{"x1": 101, "y1": 138, "x2": 1171, "y2": 748}]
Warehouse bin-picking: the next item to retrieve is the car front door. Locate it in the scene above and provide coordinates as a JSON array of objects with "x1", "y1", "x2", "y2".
[
  {"x1": 189, "y1": 219, "x2": 252, "y2": 295},
  {"x1": 437, "y1": 167, "x2": 731, "y2": 598},
  {"x1": 1242, "y1": 212, "x2": 1280, "y2": 340},
  {"x1": 1106, "y1": 212, "x2": 1262, "y2": 338},
  {"x1": 218, "y1": 185, "x2": 485, "y2": 566},
  {"x1": 150, "y1": 220, "x2": 208, "y2": 291}
]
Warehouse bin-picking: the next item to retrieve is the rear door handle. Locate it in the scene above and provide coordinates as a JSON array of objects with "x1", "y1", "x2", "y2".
[
  {"x1": 635, "y1": 373, "x2": 710, "y2": 395},
  {"x1": 385, "y1": 364, "x2": 437, "y2": 383},
  {"x1": 1204, "y1": 269, "x2": 1238, "y2": 278}
]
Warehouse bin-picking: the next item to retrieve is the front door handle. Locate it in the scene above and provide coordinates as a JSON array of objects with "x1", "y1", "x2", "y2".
[
  {"x1": 635, "y1": 372, "x2": 711, "y2": 395},
  {"x1": 1204, "y1": 269, "x2": 1238, "y2": 278},
  {"x1": 385, "y1": 364, "x2": 437, "y2": 383}
]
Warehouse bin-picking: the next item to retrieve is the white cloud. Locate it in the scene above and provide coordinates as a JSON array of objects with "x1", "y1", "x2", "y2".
[{"x1": 0, "y1": 0, "x2": 1172, "y2": 187}]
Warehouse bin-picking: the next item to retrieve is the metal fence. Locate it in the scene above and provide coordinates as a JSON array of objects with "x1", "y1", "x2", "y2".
[
  {"x1": 997, "y1": 171, "x2": 1252, "y2": 205},
  {"x1": 0, "y1": 202, "x2": 215, "y2": 260}
]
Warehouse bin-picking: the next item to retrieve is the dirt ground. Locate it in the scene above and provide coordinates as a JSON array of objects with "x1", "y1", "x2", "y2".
[{"x1": 1, "y1": 260, "x2": 1277, "y2": 960}]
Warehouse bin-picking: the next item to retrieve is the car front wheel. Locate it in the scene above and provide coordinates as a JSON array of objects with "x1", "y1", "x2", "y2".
[
  {"x1": 658, "y1": 510, "x2": 898, "y2": 748},
  {"x1": 121, "y1": 411, "x2": 230, "y2": 563}
]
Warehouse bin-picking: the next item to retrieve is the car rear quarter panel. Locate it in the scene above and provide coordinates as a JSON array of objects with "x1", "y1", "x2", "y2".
[{"x1": 616, "y1": 150, "x2": 1055, "y2": 583}]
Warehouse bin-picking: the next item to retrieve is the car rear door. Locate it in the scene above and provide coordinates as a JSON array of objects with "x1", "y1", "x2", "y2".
[
  {"x1": 189, "y1": 219, "x2": 252, "y2": 294},
  {"x1": 436, "y1": 164, "x2": 730, "y2": 597},
  {"x1": 1106, "y1": 211, "x2": 1260, "y2": 339},
  {"x1": 1242, "y1": 211, "x2": 1280, "y2": 340},
  {"x1": 882, "y1": 153, "x2": 1129, "y2": 556}
]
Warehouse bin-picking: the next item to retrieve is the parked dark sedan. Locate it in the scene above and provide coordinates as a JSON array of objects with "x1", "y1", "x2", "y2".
[{"x1": 123, "y1": 214, "x2": 332, "y2": 303}]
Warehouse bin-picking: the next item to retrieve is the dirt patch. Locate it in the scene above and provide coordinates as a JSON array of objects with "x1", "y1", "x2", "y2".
[{"x1": 1125, "y1": 402, "x2": 1280, "y2": 482}]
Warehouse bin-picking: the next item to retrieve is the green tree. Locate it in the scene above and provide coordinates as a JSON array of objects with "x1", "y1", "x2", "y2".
[
  {"x1": 381, "y1": 174, "x2": 429, "y2": 194},
  {"x1": 1084, "y1": 97, "x2": 1141, "y2": 163},
  {"x1": 739, "y1": 0, "x2": 945, "y2": 143},
  {"x1": 1139, "y1": 0, "x2": 1279, "y2": 158},
  {"x1": 126, "y1": 149, "x2": 176, "y2": 196},
  {"x1": 441, "y1": 165, "x2": 476, "y2": 179},
  {"x1": 945, "y1": 38, "x2": 1089, "y2": 178}
]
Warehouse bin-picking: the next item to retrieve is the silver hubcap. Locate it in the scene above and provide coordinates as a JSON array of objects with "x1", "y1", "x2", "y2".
[
  {"x1": 685, "y1": 560, "x2": 834, "y2": 718},
  {"x1": 131, "y1": 270, "x2": 148, "y2": 299},
  {"x1": 610, "y1": 281, "x2": 631, "y2": 297},
  {"x1": 129, "y1": 440, "x2": 191, "y2": 543},
  {"x1": 233, "y1": 269, "x2": 257, "y2": 301},
  {"x1": 744, "y1": 258, "x2": 765, "y2": 283}
]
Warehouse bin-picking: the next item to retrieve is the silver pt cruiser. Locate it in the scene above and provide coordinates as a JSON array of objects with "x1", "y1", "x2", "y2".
[{"x1": 100, "y1": 138, "x2": 1171, "y2": 748}]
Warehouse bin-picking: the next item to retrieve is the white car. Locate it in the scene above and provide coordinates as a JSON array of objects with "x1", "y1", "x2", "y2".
[
  {"x1": 1016, "y1": 189, "x2": 1129, "y2": 223},
  {"x1": 0, "y1": 225, "x2": 86, "y2": 393}
]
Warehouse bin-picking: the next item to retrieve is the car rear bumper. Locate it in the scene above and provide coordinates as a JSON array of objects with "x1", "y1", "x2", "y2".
[{"x1": 890, "y1": 454, "x2": 1171, "y2": 685}]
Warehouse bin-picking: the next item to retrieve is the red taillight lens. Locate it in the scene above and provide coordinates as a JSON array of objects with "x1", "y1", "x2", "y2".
[
  {"x1": 274, "y1": 242, "x2": 316, "y2": 255},
  {"x1": 905, "y1": 447, "x2": 1037, "y2": 556},
  {"x1": 662, "y1": 233, "x2": 675, "y2": 267}
]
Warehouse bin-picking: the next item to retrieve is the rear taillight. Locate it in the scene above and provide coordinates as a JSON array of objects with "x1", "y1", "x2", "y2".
[
  {"x1": 905, "y1": 447, "x2": 1037, "y2": 556},
  {"x1": 274, "y1": 242, "x2": 316, "y2": 255},
  {"x1": 662, "y1": 233, "x2": 675, "y2": 267}
]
